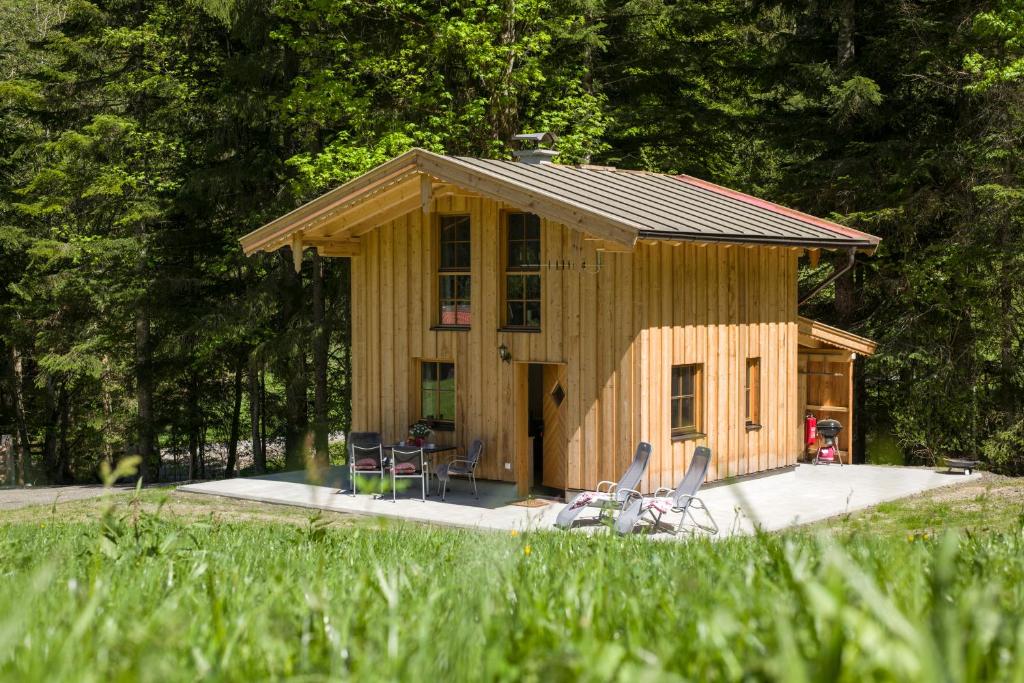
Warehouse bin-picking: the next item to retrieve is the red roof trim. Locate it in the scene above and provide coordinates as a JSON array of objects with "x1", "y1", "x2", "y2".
[{"x1": 672, "y1": 174, "x2": 880, "y2": 246}]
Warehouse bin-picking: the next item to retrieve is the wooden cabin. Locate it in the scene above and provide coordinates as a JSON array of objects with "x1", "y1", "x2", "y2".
[{"x1": 240, "y1": 146, "x2": 880, "y2": 495}]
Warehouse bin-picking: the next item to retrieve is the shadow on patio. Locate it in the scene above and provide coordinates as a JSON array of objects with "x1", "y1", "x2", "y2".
[{"x1": 248, "y1": 466, "x2": 523, "y2": 511}]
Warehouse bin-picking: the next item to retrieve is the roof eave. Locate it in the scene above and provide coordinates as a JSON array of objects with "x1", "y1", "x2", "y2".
[
  {"x1": 238, "y1": 147, "x2": 428, "y2": 255},
  {"x1": 637, "y1": 230, "x2": 879, "y2": 252}
]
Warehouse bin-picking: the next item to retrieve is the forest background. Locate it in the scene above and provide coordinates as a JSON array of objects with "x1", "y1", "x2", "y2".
[{"x1": 2, "y1": 0, "x2": 1022, "y2": 483}]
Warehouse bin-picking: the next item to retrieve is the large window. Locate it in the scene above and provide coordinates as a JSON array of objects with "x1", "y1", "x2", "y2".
[
  {"x1": 504, "y1": 212, "x2": 541, "y2": 329},
  {"x1": 745, "y1": 357, "x2": 761, "y2": 427},
  {"x1": 420, "y1": 361, "x2": 456, "y2": 430},
  {"x1": 438, "y1": 215, "x2": 471, "y2": 327},
  {"x1": 671, "y1": 364, "x2": 703, "y2": 437}
]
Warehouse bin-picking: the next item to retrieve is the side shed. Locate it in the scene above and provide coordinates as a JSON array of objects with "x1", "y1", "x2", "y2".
[{"x1": 797, "y1": 317, "x2": 877, "y2": 463}]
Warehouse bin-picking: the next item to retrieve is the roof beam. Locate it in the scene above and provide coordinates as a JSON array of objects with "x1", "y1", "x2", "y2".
[
  {"x1": 347, "y1": 194, "x2": 421, "y2": 237},
  {"x1": 305, "y1": 238, "x2": 361, "y2": 257},
  {"x1": 308, "y1": 180, "x2": 419, "y2": 240}
]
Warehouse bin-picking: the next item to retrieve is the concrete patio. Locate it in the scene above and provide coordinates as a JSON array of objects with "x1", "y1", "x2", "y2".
[{"x1": 177, "y1": 463, "x2": 979, "y2": 537}]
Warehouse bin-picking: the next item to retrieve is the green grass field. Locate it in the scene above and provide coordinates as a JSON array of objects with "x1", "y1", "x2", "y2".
[{"x1": 1, "y1": 476, "x2": 1023, "y2": 682}]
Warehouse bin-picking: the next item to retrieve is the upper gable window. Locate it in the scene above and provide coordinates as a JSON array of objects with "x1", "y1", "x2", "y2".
[
  {"x1": 438, "y1": 215, "x2": 471, "y2": 327},
  {"x1": 503, "y1": 213, "x2": 541, "y2": 330}
]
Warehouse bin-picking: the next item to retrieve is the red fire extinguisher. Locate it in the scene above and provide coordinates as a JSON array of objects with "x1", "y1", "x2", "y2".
[{"x1": 804, "y1": 412, "x2": 817, "y2": 446}]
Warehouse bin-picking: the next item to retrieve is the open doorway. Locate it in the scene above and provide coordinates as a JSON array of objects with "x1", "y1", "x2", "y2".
[{"x1": 515, "y1": 362, "x2": 567, "y2": 496}]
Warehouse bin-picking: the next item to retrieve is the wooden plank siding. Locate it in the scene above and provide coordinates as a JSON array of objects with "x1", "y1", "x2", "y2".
[{"x1": 348, "y1": 196, "x2": 800, "y2": 492}]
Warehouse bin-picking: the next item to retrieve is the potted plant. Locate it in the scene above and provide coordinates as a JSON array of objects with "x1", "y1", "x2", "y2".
[{"x1": 409, "y1": 420, "x2": 432, "y2": 446}]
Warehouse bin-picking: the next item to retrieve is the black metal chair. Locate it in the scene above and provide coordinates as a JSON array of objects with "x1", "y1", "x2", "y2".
[{"x1": 435, "y1": 439, "x2": 484, "y2": 500}]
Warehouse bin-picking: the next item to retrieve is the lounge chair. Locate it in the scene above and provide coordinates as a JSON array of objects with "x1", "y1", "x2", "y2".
[
  {"x1": 389, "y1": 446, "x2": 427, "y2": 502},
  {"x1": 614, "y1": 446, "x2": 718, "y2": 536},
  {"x1": 347, "y1": 431, "x2": 385, "y2": 495},
  {"x1": 554, "y1": 442, "x2": 652, "y2": 529},
  {"x1": 435, "y1": 439, "x2": 484, "y2": 500}
]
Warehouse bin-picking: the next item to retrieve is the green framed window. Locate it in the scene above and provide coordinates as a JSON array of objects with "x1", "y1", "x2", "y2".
[{"x1": 420, "y1": 360, "x2": 456, "y2": 430}]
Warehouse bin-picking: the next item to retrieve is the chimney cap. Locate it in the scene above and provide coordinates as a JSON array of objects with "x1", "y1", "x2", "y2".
[
  {"x1": 512, "y1": 132, "x2": 558, "y2": 146},
  {"x1": 512, "y1": 148, "x2": 560, "y2": 164}
]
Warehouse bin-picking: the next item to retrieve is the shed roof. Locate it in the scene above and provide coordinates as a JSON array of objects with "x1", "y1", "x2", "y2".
[
  {"x1": 240, "y1": 148, "x2": 880, "y2": 256},
  {"x1": 798, "y1": 317, "x2": 877, "y2": 356}
]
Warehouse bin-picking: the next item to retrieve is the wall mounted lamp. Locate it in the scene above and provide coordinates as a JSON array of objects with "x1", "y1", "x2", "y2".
[{"x1": 498, "y1": 343, "x2": 512, "y2": 363}]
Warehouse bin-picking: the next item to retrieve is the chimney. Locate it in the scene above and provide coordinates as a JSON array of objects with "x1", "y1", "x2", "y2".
[{"x1": 511, "y1": 132, "x2": 559, "y2": 165}]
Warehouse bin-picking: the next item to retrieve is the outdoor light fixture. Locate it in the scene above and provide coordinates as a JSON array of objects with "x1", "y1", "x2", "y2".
[{"x1": 498, "y1": 343, "x2": 511, "y2": 363}]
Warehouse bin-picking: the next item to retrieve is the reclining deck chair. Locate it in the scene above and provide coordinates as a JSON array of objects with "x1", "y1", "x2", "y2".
[
  {"x1": 614, "y1": 446, "x2": 718, "y2": 536},
  {"x1": 554, "y1": 442, "x2": 652, "y2": 529}
]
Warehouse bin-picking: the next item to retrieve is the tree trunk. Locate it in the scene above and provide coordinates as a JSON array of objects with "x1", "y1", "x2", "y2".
[
  {"x1": 249, "y1": 358, "x2": 265, "y2": 474},
  {"x1": 834, "y1": 0, "x2": 858, "y2": 327},
  {"x1": 57, "y1": 384, "x2": 72, "y2": 483},
  {"x1": 852, "y1": 357, "x2": 867, "y2": 464},
  {"x1": 42, "y1": 376, "x2": 59, "y2": 483},
  {"x1": 199, "y1": 427, "x2": 206, "y2": 479},
  {"x1": 312, "y1": 251, "x2": 330, "y2": 468},
  {"x1": 489, "y1": 0, "x2": 520, "y2": 148},
  {"x1": 187, "y1": 378, "x2": 199, "y2": 480},
  {"x1": 338, "y1": 258, "x2": 352, "y2": 436},
  {"x1": 100, "y1": 356, "x2": 115, "y2": 470},
  {"x1": 2, "y1": 434, "x2": 12, "y2": 486},
  {"x1": 226, "y1": 356, "x2": 244, "y2": 478},
  {"x1": 281, "y1": 250, "x2": 309, "y2": 471},
  {"x1": 8, "y1": 346, "x2": 29, "y2": 485},
  {"x1": 837, "y1": 0, "x2": 855, "y2": 72},
  {"x1": 834, "y1": 269, "x2": 856, "y2": 327},
  {"x1": 260, "y1": 367, "x2": 268, "y2": 467},
  {"x1": 284, "y1": 357, "x2": 309, "y2": 471},
  {"x1": 136, "y1": 299, "x2": 156, "y2": 481}
]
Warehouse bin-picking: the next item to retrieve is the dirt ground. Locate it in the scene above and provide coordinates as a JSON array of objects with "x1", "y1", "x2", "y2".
[
  {"x1": 0, "y1": 484, "x2": 132, "y2": 511},
  {"x1": 0, "y1": 486, "x2": 357, "y2": 527}
]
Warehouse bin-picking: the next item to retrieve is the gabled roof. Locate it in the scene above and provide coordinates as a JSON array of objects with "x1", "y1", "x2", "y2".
[
  {"x1": 798, "y1": 317, "x2": 877, "y2": 356},
  {"x1": 240, "y1": 148, "x2": 880, "y2": 256}
]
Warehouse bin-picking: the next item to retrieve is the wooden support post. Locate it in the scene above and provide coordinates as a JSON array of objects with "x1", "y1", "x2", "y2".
[
  {"x1": 291, "y1": 234, "x2": 304, "y2": 273},
  {"x1": 420, "y1": 173, "x2": 433, "y2": 219}
]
